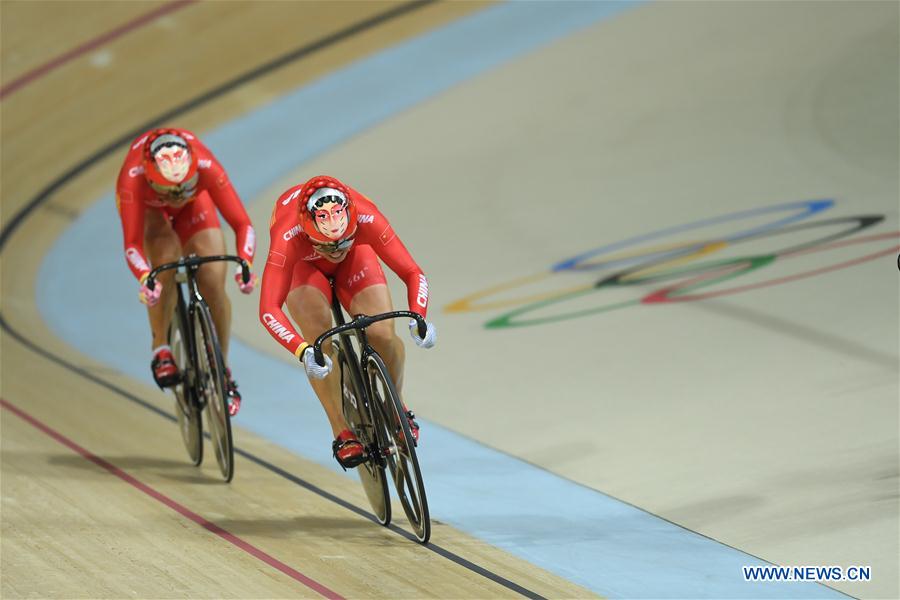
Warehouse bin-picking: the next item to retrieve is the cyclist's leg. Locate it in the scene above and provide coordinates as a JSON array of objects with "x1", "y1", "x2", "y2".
[
  {"x1": 348, "y1": 285, "x2": 405, "y2": 388},
  {"x1": 144, "y1": 207, "x2": 182, "y2": 350},
  {"x1": 336, "y1": 247, "x2": 405, "y2": 391},
  {"x1": 284, "y1": 262, "x2": 347, "y2": 437},
  {"x1": 176, "y1": 194, "x2": 231, "y2": 358},
  {"x1": 337, "y1": 247, "x2": 419, "y2": 441}
]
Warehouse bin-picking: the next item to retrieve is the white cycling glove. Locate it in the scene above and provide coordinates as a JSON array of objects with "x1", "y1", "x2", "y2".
[
  {"x1": 302, "y1": 347, "x2": 333, "y2": 379},
  {"x1": 138, "y1": 274, "x2": 162, "y2": 307},
  {"x1": 409, "y1": 320, "x2": 437, "y2": 349},
  {"x1": 234, "y1": 266, "x2": 258, "y2": 294}
]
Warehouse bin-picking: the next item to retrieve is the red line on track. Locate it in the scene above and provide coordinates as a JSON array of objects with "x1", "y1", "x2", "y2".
[
  {"x1": 0, "y1": 0, "x2": 196, "y2": 100},
  {"x1": 0, "y1": 397, "x2": 345, "y2": 600}
]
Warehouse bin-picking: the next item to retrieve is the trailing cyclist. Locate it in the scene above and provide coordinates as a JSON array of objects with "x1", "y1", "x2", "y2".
[
  {"x1": 116, "y1": 128, "x2": 257, "y2": 415},
  {"x1": 258, "y1": 175, "x2": 436, "y2": 468}
]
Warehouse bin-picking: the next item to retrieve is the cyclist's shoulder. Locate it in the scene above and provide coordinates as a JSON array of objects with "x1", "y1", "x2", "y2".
[
  {"x1": 127, "y1": 129, "x2": 154, "y2": 152},
  {"x1": 118, "y1": 130, "x2": 151, "y2": 174},
  {"x1": 350, "y1": 189, "x2": 384, "y2": 227},
  {"x1": 116, "y1": 149, "x2": 149, "y2": 191},
  {"x1": 348, "y1": 186, "x2": 375, "y2": 207},
  {"x1": 268, "y1": 183, "x2": 304, "y2": 233},
  {"x1": 272, "y1": 183, "x2": 304, "y2": 212}
]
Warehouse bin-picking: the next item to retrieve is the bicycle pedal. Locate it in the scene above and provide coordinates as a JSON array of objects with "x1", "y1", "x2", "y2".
[
  {"x1": 335, "y1": 453, "x2": 367, "y2": 470},
  {"x1": 154, "y1": 374, "x2": 182, "y2": 389}
]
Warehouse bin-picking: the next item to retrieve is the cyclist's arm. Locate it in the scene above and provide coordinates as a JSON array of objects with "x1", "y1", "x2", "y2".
[
  {"x1": 116, "y1": 175, "x2": 152, "y2": 282},
  {"x1": 258, "y1": 216, "x2": 308, "y2": 358},
  {"x1": 195, "y1": 141, "x2": 256, "y2": 266},
  {"x1": 359, "y1": 208, "x2": 429, "y2": 318}
]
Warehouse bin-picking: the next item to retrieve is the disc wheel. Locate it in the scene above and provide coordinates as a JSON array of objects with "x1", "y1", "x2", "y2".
[
  {"x1": 168, "y1": 309, "x2": 202, "y2": 466},
  {"x1": 367, "y1": 353, "x2": 430, "y2": 543},
  {"x1": 336, "y1": 339, "x2": 390, "y2": 525},
  {"x1": 193, "y1": 302, "x2": 233, "y2": 482}
]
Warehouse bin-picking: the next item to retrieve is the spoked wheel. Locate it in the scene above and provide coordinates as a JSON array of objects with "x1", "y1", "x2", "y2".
[
  {"x1": 335, "y1": 340, "x2": 390, "y2": 525},
  {"x1": 367, "y1": 354, "x2": 430, "y2": 543},
  {"x1": 168, "y1": 316, "x2": 202, "y2": 466},
  {"x1": 193, "y1": 302, "x2": 233, "y2": 482}
]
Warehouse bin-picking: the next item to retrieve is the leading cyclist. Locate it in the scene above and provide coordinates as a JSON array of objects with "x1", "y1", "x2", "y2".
[
  {"x1": 116, "y1": 128, "x2": 257, "y2": 415},
  {"x1": 258, "y1": 175, "x2": 436, "y2": 468}
]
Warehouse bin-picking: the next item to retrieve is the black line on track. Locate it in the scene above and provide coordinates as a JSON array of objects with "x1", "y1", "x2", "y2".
[
  {"x1": 1, "y1": 0, "x2": 434, "y2": 253},
  {"x1": 0, "y1": 4, "x2": 549, "y2": 599},
  {"x1": 1, "y1": 312, "x2": 546, "y2": 599}
]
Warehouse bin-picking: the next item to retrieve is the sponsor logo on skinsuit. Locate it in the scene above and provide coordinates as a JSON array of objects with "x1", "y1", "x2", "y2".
[
  {"x1": 346, "y1": 266, "x2": 370, "y2": 287},
  {"x1": 416, "y1": 274, "x2": 429, "y2": 308},
  {"x1": 283, "y1": 225, "x2": 301, "y2": 241},
  {"x1": 244, "y1": 227, "x2": 256, "y2": 257},
  {"x1": 262, "y1": 313, "x2": 295, "y2": 343},
  {"x1": 125, "y1": 247, "x2": 150, "y2": 272},
  {"x1": 282, "y1": 188, "x2": 303, "y2": 206}
]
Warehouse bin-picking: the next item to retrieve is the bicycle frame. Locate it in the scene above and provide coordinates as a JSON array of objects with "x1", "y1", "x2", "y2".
[
  {"x1": 312, "y1": 281, "x2": 426, "y2": 456},
  {"x1": 310, "y1": 279, "x2": 431, "y2": 542},
  {"x1": 323, "y1": 293, "x2": 379, "y2": 440},
  {"x1": 170, "y1": 268, "x2": 203, "y2": 398},
  {"x1": 147, "y1": 254, "x2": 249, "y2": 481},
  {"x1": 313, "y1": 288, "x2": 427, "y2": 368},
  {"x1": 147, "y1": 254, "x2": 250, "y2": 397}
]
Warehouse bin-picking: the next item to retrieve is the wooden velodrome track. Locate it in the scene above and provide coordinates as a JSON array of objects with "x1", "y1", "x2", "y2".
[
  {"x1": 0, "y1": 2, "x2": 594, "y2": 598},
  {"x1": 3, "y1": 1, "x2": 899, "y2": 599}
]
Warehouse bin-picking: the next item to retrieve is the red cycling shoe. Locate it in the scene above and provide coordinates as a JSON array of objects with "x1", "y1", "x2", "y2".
[
  {"x1": 224, "y1": 367, "x2": 241, "y2": 416},
  {"x1": 332, "y1": 429, "x2": 366, "y2": 470},
  {"x1": 151, "y1": 348, "x2": 180, "y2": 388},
  {"x1": 405, "y1": 409, "x2": 420, "y2": 445}
]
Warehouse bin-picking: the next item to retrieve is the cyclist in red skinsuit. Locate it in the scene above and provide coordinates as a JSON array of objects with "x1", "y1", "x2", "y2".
[
  {"x1": 259, "y1": 175, "x2": 436, "y2": 468},
  {"x1": 116, "y1": 128, "x2": 258, "y2": 415}
]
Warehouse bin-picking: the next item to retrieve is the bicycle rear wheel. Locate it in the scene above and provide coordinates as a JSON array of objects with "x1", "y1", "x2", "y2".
[
  {"x1": 193, "y1": 302, "x2": 234, "y2": 482},
  {"x1": 336, "y1": 339, "x2": 390, "y2": 525},
  {"x1": 367, "y1": 353, "x2": 430, "y2": 543},
  {"x1": 168, "y1": 308, "x2": 202, "y2": 466}
]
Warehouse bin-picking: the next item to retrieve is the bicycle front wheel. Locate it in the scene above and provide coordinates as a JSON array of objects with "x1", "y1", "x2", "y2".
[
  {"x1": 169, "y1": 309, "x2": 202, "y2": 466},
  {"x1": 367, "y1": 353, "x2": 430, "y2": 543},
  {"x1": 193, "y1": 302, "x2": 234, "y2": 482},
  {"x1": 336, "y1": 339, "x2": 390, "y2": 525}
]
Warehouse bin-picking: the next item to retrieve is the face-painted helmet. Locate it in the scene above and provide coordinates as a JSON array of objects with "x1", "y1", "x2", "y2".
[
  {"x1": 142, "y1": 129, "x2": 199, "y2": 201},
  {"x1": 298, "y1": 175, "x2": 358, "y2": 251}
]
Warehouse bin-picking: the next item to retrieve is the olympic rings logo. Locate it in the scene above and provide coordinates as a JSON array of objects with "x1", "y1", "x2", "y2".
[{"x1": 445, "y1": 200, "x2": 899, "y2": 329}]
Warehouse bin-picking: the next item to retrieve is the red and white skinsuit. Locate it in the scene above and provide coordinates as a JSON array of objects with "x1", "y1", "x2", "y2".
[
  {"x1": 259, "y1": 183, "x2": 429, "y2": 358},
  {"x1": 116, "y1": 129, "x2": 256, "y2": 281}
]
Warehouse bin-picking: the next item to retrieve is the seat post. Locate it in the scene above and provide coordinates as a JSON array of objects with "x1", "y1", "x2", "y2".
[{"x1": 329, "y1": 277, "x2": 346, "y2": 326}]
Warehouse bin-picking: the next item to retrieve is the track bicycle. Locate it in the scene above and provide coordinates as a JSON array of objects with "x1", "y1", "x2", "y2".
[
  {"x1": 311, "y1": 279, "x2": 431, "y2": 543},
  {"x1": 146, "y1": 254, "x2": 251, "y2": 482}
]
